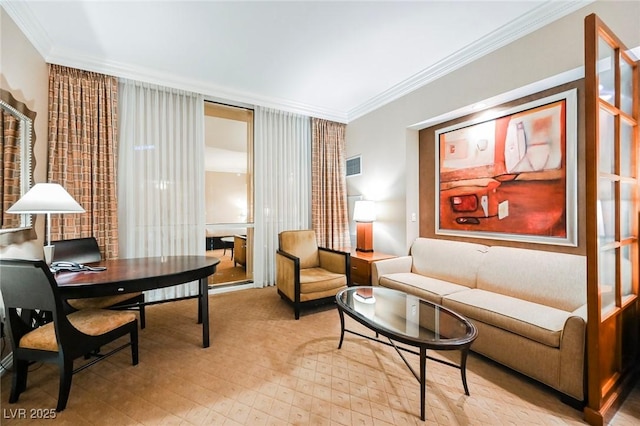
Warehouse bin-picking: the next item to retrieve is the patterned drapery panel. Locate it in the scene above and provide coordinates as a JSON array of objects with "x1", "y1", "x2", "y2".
[
  {"x1": 1, "y1": 110, "x2": 21, "y2": 229},
  {"x1": 47, "y1": 65, "x2": 119, "y2": 259},
  {"x1": 311, "y1": 118, "x2": 350, "y2": 250}
]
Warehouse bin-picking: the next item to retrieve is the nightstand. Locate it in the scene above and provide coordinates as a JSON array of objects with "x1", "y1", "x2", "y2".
[{"x1": 349, "y1": 250, "x2": 396, "y2": 286}]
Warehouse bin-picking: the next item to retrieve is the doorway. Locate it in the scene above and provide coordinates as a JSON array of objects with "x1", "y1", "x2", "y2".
[{"x1": 204, "y1": 102, "x2": 254, "y2": 287}]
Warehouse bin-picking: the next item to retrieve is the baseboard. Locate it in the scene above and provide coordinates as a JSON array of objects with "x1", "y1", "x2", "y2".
[{"x1": 208, "y1": 281, "x2": 254, "y2": 295}]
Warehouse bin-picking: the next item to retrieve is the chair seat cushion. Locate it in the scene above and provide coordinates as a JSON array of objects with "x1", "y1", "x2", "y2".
[
  {"x1": 19, "y1": 309, "x2": 137, "y2": 352},
  {"x1": 66, "y1": 292, "x2": 143, "y2": 310},
  {"x1": 300, "y1": 267, "x2": 347, "y2": 296}
]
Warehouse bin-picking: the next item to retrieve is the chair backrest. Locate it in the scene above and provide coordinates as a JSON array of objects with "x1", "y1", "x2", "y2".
[
  {"x1": 279, "y1": 230, "x2": 319, "y2": 269},
  {"x1": 52, "y1": 237, "x2": 102, "y2": 264},
  {"x1": 0, "y1": 259, "x2": 61, "y2": 313}
]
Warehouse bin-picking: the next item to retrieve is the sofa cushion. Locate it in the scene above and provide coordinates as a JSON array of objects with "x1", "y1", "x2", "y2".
[
  {"x1": 379, "y1": 272, "x2": 471, "y2": 304},
  {"x1": 476, "y1": 246, "x2": 586, "y2": 312},
  {"x1": 443, "y1": 289, "x2": 571, "y2": 348},
  {"x1": 410, "y1": 238, "x2": 488, "y2": 288}
]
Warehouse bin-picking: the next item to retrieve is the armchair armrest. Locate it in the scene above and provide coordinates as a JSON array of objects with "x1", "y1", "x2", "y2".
[
  {"x1": 318, "y1": 247, "x2": 351, "y2": 286},
  {"x1": 371, "y1": 256, "x2": 412, "y2": 285},
  {"x1": 276, "y1": 250, "x2": 300, "y2": 303}
]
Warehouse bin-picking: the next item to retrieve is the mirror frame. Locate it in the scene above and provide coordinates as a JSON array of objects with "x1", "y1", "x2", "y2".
[{"x1": 1, "y1": 88, "x2": 36, "y2": 232}]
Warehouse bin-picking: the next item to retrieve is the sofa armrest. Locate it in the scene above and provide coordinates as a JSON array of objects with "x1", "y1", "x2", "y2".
[
  {"x1": 371, "y1": 256, "x2": 412, "y2": 286},
  {"x1": 559, "y1": 312, "x2": 587, "y2": 401}
]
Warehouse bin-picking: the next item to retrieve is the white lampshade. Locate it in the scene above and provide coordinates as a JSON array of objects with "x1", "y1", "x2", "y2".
[
  {"x1": 6, "y1": 183, "x2": 85, "y2": 214},
  {"x1": 353, "y1": 200, "x2": 376, "y2": 222},
  {"x1": 7, "y1": 183, "x2": 85, "y2": 264}
]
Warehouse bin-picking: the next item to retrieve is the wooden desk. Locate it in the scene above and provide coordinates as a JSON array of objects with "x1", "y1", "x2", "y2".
[
  {"x1": 55, "y1": 256, "x2": 219, "y2": 348},
  {"x1": 349, "y1": 250, "x2": 396, "y2": 285}
]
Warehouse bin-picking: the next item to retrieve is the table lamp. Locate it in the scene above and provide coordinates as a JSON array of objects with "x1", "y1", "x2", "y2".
[
  {"x1": 353, "y1": 200, "x2": 376, "y2": 252},
  {"x1": 6, "y1": 183, "x2": 85, "y2": 264}
]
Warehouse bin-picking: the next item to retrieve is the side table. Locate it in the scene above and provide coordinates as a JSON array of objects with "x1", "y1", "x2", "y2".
[{"x1": 349, "y1": 250, "x2": 396, "y2": 286}]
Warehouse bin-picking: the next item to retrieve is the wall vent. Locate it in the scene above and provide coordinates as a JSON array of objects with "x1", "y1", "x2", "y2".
[{"x1": 346, "y1": 156, "x2": 361, "y2": 177}]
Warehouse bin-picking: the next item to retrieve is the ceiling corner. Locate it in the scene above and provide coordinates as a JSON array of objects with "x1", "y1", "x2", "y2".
[
  {"x1": 2, "y1": 1, "x2": 53, "y2": 61},
  {"x1": 346, "y1": 0, "x2": 596, "y2": 122}
]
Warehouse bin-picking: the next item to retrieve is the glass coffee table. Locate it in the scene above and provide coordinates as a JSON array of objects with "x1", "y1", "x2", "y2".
[{"x1": 335, "y1": 286, "x2": 478, "y2": 421}]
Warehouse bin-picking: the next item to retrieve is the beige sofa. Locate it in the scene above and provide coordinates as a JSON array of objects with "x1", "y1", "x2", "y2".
[{"x1": 371, "y1": 237, "x2": 586, "y2": 403}]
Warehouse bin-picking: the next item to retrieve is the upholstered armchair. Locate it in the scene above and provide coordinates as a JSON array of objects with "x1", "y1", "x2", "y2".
[{"x1": 276, "y1": 230, "x2": 351, "y2": 319}]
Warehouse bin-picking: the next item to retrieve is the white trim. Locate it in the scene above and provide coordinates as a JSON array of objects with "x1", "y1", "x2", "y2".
[
  {"x1": 346, "y1": 0, "x2": 594, "y2": 122},
  {"x1": 3, "y1": 0, "x2": 593, "y2": 124},
  {"x1": 208, "y1": 282, "x2": 254, "y2": 295}
]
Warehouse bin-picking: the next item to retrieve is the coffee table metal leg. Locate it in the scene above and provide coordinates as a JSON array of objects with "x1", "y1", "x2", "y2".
[
  {"x1": 420, "y1": 346, "x2": 426, "y2": 421},
  {"x1": 461, "y1": 347, "x2": 470, "y2": 395},
  {"x1": 337, "y1": 307, "x2": 345, "y2": 349}
]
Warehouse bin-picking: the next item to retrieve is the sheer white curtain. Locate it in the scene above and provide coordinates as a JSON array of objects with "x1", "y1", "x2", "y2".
[
  {"x1": 253, "y1": 107, "x2": 311, "y2": 287},
  {"x1": 118, "y1": 79, "x2": 205, "y2": 302}
]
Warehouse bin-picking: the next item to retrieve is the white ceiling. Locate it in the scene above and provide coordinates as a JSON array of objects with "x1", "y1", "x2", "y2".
[{"x1": 3, "y1": 1, "x2": 593, "y2": 123}]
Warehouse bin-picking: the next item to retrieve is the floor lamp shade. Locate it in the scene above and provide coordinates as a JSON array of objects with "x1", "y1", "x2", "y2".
[
  {"x1": 6, "y1": 183, "x2": 85, "y2": 263},
  {"x1": 353, "y1": 200, "x2": 376, "y2": 252}
]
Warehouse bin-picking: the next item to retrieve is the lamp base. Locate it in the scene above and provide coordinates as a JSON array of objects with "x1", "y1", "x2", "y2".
[
  {"x1": 43, "y1": 245, "x2": 55, "y2": 265},
  {"x1": 356, "y1": 222, "x2": 374, "y2": 252}
]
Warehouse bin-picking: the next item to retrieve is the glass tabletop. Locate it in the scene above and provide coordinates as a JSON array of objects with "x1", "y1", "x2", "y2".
[{"x1": 336, "y1": 286, "x2": 476, "y2": 346}]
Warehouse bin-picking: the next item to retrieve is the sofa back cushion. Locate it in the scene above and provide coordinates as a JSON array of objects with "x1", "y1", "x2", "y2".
[
  {"x1": 477, "y1": 246, "x2": 586, "y2": 312},
  {"x1": 410, "y1": 238, "x2": 488, "y2": 288}
]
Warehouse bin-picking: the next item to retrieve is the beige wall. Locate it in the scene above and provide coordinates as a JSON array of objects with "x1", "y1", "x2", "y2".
[
  {"x1": 346, "y1": 0, "x2": 640, "y2": 256},
  {"x1": 205, "y1": 171, "x2": 248, "y2": 224},
  {"x1": 0, "y1": 8, "x2": 49, "y2": 249}
]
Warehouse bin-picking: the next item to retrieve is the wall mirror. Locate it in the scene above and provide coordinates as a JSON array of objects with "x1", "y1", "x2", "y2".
[{"x1": 1, "y1": 88, "x2": 36, "y2": 231}]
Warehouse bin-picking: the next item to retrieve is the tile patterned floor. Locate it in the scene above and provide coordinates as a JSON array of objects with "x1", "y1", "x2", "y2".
[{"x1": 1, "y1": 287, "x2": 638, "y2": 425}]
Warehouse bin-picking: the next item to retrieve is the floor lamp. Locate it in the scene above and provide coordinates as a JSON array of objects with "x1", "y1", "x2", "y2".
[
  {"x1": 6, "y1": 183, "x2": 85, "y2": 264},
  {"x1": 353, "y1": 200, "x2": 376, "y2": 252}
]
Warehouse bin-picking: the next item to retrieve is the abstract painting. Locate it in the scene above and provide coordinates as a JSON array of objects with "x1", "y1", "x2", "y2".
[{"x1": 435, "y1": 89, "x2": 577, "y2": 246}]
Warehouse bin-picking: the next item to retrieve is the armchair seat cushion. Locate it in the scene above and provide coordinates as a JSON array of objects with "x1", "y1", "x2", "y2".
[
  {"x1": 299, "y1": 267, "x2": 347, "y2": 300},
  {"x1": 19, "y1": 309, "x2": 137, "y2": 352}
]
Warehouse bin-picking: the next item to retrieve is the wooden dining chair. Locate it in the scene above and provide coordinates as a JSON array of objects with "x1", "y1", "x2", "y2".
[
  {"x1": 52, "y1": 237, "x2": 146, "y2": 328},
  {"x1": 0, "y1": 259, "x2": 139, "y2": 412}
]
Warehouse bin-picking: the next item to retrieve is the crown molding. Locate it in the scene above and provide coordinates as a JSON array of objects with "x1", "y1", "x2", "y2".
[
  {"x1": 2, "y1": 1, "x2": 349, "y2": 122},
  {"x1": 346, "y1": 0, "x2": 595, "y2": 122},
  {"x1": 4, "y1": 0, "x2": 593, "y2": 124},
  {"x1": 46, "y1": 51, "x2": 350, "y2": 123}
]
